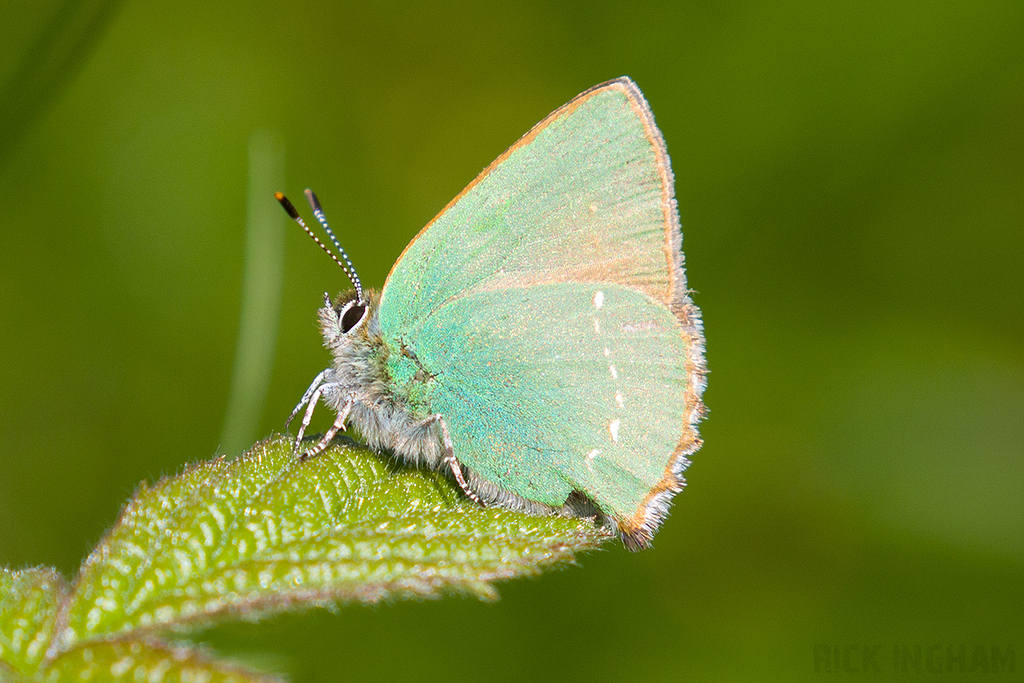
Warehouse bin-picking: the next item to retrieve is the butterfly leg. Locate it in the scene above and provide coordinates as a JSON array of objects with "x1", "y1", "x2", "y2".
[
  {"x1": 298, "y1": 396, "x2": 353, "y2": 462},
  {"x1": 426, "y1": 414, "x2": 484, "y2": 507},
  {"x1": 286, "y1": 370, "x2": 327, "y2": 431},
  {"x1": 292, "y1": 382, "x2": 326, "y2": 452}
]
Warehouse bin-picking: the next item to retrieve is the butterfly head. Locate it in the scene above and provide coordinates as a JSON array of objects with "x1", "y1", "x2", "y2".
[{"x1": 318, "y1": 289, "x2": 380, "y2": 347}]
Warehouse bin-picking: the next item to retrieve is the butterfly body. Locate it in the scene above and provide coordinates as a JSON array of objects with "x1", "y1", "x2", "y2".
[
  {"x1": 286, "y1": 77, "x2": 706, "y2": 550},
  {"x1": 308, "y1": 289, "x2": 443, "y2": 468}
]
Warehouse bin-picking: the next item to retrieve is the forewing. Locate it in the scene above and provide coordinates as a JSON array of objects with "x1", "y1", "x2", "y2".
[{"x1": 379, "y1": 77, "x2": 685, "y2": 337}]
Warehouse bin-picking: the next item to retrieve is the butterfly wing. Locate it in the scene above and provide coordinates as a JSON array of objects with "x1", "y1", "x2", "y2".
[{"x1": 379, "y1": 77, "x2": 705, "y2": 548}]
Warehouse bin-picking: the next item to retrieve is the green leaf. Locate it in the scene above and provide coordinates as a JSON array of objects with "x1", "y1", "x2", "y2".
[
  {"x1": 1, "y1": 570, "x2": 283, "y2": 682},
  {"x1": 43, "y1": 638, "x2": 286, "y2": 683},
  {"x1": 1, "y1": 434, "x2": 608, "y2": 679},
  {"x1": 0, "y1": 567, "x2": 67, "y2": 678}
]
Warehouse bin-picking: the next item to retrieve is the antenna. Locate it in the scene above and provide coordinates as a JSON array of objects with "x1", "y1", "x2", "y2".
[{"x1": 275, "y1": 191, "x2": 364, "y2": 303}]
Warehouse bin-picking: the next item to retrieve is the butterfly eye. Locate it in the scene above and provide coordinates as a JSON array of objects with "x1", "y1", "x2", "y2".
[{"x1": 339, "y1": 302, "x2": 367, "y2": 334}]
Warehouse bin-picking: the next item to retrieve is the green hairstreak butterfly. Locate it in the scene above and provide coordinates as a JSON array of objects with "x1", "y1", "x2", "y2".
[{"x1": 276, "y1": 76, "x2": 706, "y2": 550}]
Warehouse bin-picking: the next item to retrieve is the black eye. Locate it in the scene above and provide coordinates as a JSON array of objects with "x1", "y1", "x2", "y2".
[{"x1": 340, "y1": 302, "x2": 367, "y2": 333}]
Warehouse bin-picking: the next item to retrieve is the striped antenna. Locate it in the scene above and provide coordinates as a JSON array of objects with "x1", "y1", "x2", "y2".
[{"x1": 275, "y1": 191, "x2": 364, "y2": 303}]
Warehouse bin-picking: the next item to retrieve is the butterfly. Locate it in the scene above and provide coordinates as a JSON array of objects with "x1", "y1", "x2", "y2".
[{"x1": 276, "y1": 77, "x2": 706, "y2": 550}]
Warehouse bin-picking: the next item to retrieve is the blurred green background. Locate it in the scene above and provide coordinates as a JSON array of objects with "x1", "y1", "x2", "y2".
[{"x1": 2, "y1": 1, "x2": 1021, "y2": 680}]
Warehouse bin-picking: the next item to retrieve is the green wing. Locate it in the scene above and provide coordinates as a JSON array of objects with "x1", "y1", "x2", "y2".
[
  {"x1": 377, "y1": 78, "x2": 704, "y2": 533},
  {"x1": 379, "y1": 78, "x2": 687, "y2": 335},
  {"x1": 407, "y1": 282, "x2": 690, "y2": 522}
]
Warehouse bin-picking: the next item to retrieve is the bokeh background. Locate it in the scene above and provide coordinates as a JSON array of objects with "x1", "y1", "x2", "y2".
[{"x1": 2, "y1": 1, "x2": 1021, "y2": 680}]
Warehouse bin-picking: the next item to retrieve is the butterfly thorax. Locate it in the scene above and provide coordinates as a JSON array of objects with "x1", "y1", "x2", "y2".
[{"x1": 317, "y1": 289, "x2": 444, "y2": 468}]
